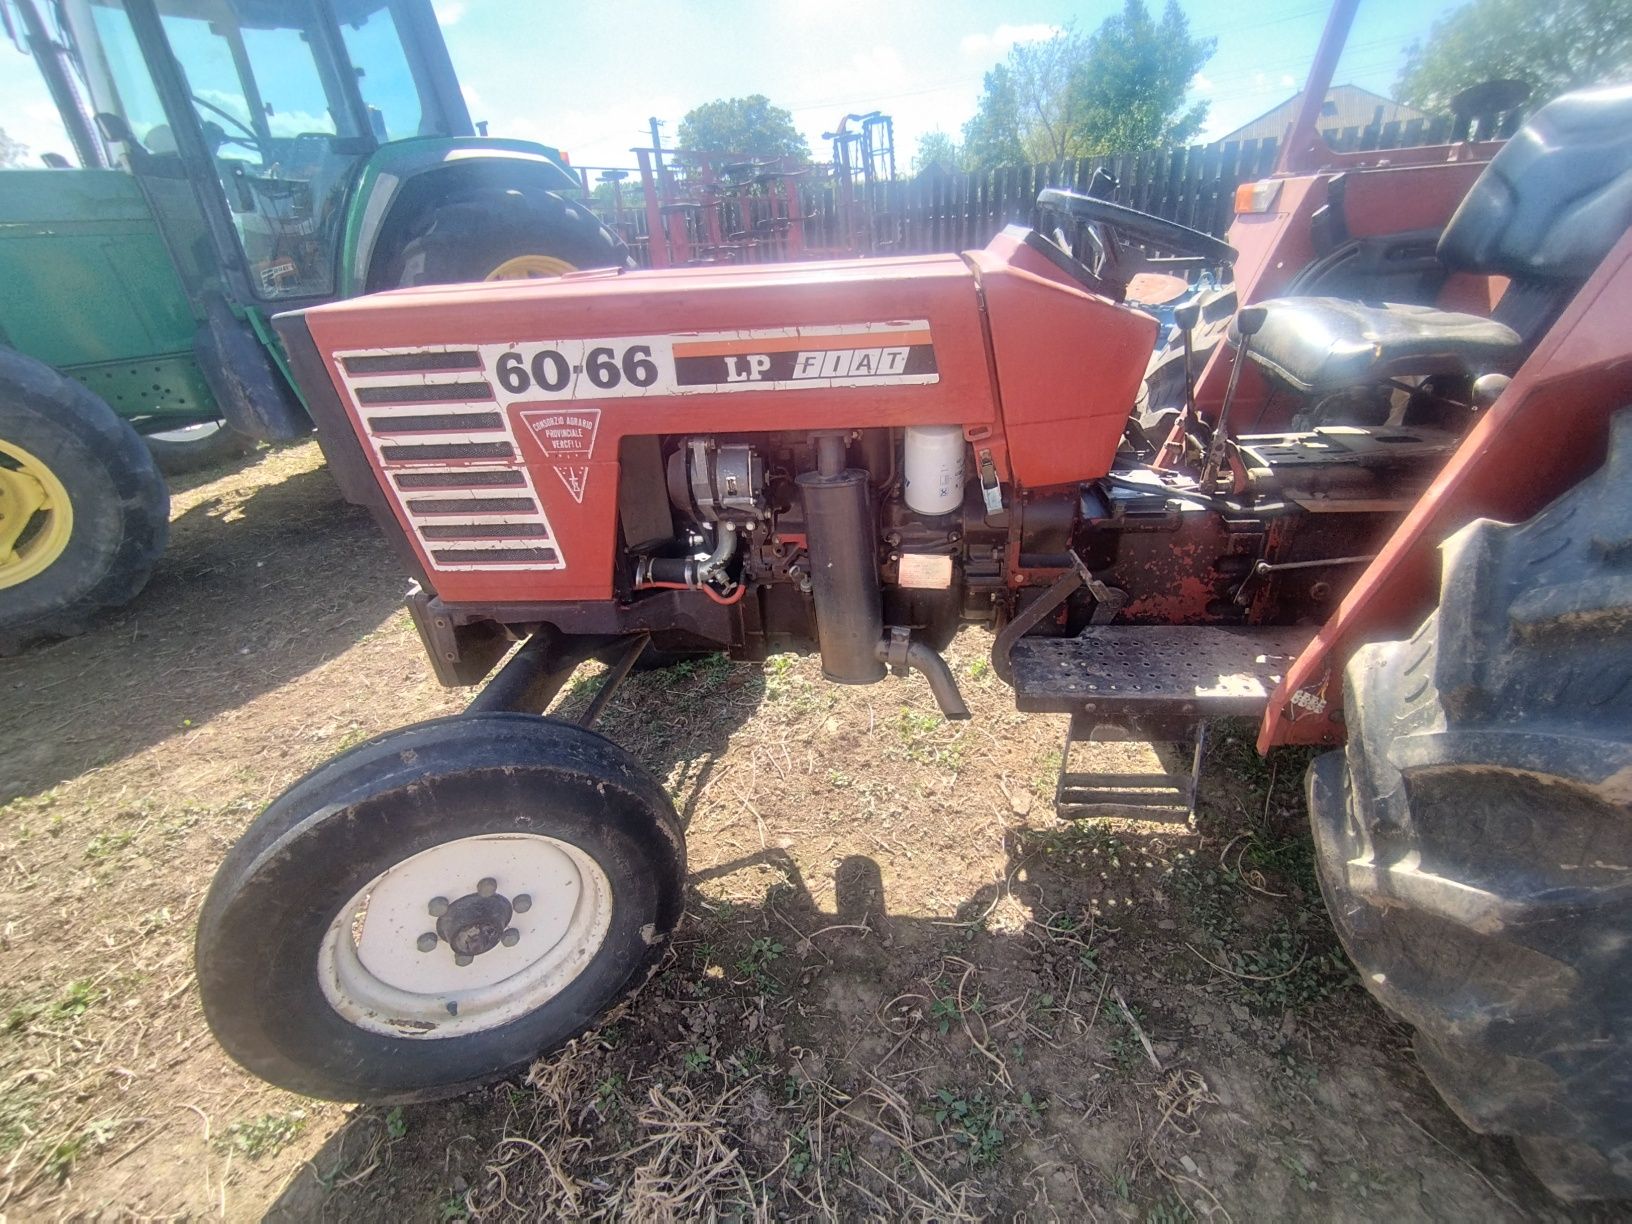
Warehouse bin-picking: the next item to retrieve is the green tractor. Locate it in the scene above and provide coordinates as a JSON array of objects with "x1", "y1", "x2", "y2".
[{"x1": 0, "y1": 0, "x2": 626, "y2": 650}]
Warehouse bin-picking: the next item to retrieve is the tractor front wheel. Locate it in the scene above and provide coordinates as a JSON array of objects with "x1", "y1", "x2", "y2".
[
  {"x1": 0, "y1": 349, "x2": 169, "y2": 652},
  {"x1": 196, "y1": 713, "x2": 684, "y2": 1103},
  {"x1": 1308, "y1": 407, "x2": 1632, "y2": 1200}
]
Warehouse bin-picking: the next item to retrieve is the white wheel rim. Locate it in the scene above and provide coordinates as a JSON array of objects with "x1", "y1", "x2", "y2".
[
  {"x1": 317, "y1": 833, "x2": 613, "y2": 1040},
  {"x1": 148, "y1": 421, "x2": 225, "y2": 444}
]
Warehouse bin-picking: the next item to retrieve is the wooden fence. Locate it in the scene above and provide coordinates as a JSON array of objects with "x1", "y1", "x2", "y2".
[{"x1": 603, "y1": 113, "x2": 1457, "y2": 264}]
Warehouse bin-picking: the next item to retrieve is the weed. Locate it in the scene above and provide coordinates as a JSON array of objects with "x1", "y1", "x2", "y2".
[
  {"x1": 384, "y1": 1107, "x2": 407, "y2": 1141},
  {"x1": 726, "y1": 1045, "x2": 766, "y2": 1080},
  {"x1": 592, "y1": 1073, "x2": 625, "y2": 1118},
  {"x1": 46, "y1": 1119, "x2": 117, "y2": 1180},
  {"x1": 735, "y1": 938, "x2": 784, "y2": 993},
  {"x1": 438, "y1": 1190, "x2": 470, "y2": 1221},
  {"x1": 967, "y1": 657, "x2": 991, "y2": 681},
  {"x1": 84, "y1": 830, "x2": 135, "y2": 860},
  {"x1": 1281, "y1": 1151, "x2": 1318, "y2": 1193},
  {"x1": 929, "y1": 990, "x2": 985, "y2": 1034},
  {"x1": 223, "y1": 1110, "x2": 307, "y2": 1159},
  {"x1": 1146, "y1": 1197, "x2": 1197, "y2": 1223},
  {"x1": 787, "y1": 1130, "x2": 812, "y2": 1179},
  {"x1": 930, "y1": 1088, "x2": 1006, "y2": 1166},
  {"x1": 682, "y1": 1045, "x2": 711, "y2": 1074},
  {"x1": 1106, "y1": 1001, "x2": 1151, "y2": 1072},
  {"x1": 8, "y1": 980, "x2": 98, "y2": 1033}
]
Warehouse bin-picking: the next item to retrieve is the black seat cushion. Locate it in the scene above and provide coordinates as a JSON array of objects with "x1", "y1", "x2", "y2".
[
  {"x1": 1238, "y1": 297, "x2": 1522, "y2": 393},
  {"x1": 1439, "y1": 83, "x2": 1632, "y2": 282}
]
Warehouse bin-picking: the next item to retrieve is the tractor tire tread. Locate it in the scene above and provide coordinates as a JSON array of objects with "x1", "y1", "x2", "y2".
[
  {"x1": 0, "y1": 349, "x2": 169, "y2": 653},
  {"x1": 1308, "y1": 405, "x2": 1632, "y2": 1201}
]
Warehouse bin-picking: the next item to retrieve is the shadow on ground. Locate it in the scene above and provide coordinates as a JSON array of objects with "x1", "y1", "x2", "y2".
[
  {"x1": 263, "y1": 736, "x2": 1593, "y2": 1223},
  {"x1": 0, "y1": 451, "x2": 403, "y2": 804}
]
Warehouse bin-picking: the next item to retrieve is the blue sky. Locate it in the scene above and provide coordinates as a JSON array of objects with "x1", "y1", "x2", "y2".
[
  {"x1": 434, "y1": 0, "x2": 1470, "y2": 170},
  {"x1": 1, "y1": 0, "x2": 1468, "y2": 169}
]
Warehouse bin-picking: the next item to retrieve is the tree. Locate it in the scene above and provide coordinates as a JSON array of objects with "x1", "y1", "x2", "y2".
[
  {"x1": 962, "y1": 63, "x2": 1026, "y2": 170},
  {"x1": 0, "y1": 128, "x2": 27, "y2": 168},
  {"x1": 1064, "y1": 0, "x2": 1215, "y2": 155},
  {"x1": 676, "y1": 95, "x2": 810, "y2": 160},
  {"x1": 911, "y1": 130, "x2": 963, "y2": 176},
  {"x1": 960, "y1": 1, "x2": 1213, "y2": 169},
  {"x1": 1396, "y1": 0, "x2": 1632, "y2": 114}
]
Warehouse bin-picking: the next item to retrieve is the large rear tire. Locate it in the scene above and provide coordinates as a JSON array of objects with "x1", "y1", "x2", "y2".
[
  {"x1": 1308, "y1": 407, "x2": 1632, "y2": 1200},
  {"x1": 392, "y1": 193, "x2": 629, "y2": 287},
  {"x1": 196, "y1": 713, "x2": 685, "y2": 1103},
  {"x1": 0, "y1": 349, "x2": 169, "y2": 653}
]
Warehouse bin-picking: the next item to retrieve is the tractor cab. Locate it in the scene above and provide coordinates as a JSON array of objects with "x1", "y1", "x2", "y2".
[
  {"x1": 0, "y1": 0, "x2": 622, "y2": 651},
  {"x1": 30, "y1": 0, "x2": 549, "y2": 304}
]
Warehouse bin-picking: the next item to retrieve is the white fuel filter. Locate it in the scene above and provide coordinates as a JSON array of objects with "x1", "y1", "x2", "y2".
[{"x1": 902, "y1": 424, "x2": 966, "y2": 516}]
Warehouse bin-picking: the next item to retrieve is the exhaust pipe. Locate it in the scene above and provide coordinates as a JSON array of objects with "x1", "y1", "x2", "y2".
[
  {"x1": 797, "y1": 436, "x2": 887, "y2": 684},
  {"x1": 877, "y1": 628, "x2": 970, "y2": 720}
]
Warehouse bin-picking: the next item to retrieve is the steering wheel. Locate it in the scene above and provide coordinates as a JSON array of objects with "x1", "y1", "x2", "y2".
[
  {"x1": 1037, "y1": 188, "x2": 1237, "y2": 267},
  {"x1": 190, "y1": 93, "x2": 264, "y2": 153}
]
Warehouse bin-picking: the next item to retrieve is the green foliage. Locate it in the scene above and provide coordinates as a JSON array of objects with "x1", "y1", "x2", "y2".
[
  {"x1": 677, "y1": 95, "x2": 810, "y2": 160},
  {"x1": 223, "y1": 1109, "x2": 306, "y2": 1159},
  {"x1": 961, "y1": 1, "x2": 1214, "y2": 168},
  {"x1": 1064, "y1": 0, "x2": 1215, "y2": 155},
  {"x1": 1396, "y1": 0, "x2": 1632, "y2": 115},
  {"x1": 962, "y1": 63, "x2": 1029, "y2": 170},
  {"x1": 911, "y1": 130, "x2": 963, "y2": 176},
  {"x1": 46, "y1": 1119, "x2": 117, "y2": 1180},
  {"x1": 930, "y1": 1088, "x2": 1007, "y2": 1165}
]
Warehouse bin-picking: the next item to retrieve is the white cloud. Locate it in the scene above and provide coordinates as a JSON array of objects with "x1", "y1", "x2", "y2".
[
  {"x1": 1253, "y1": 70, "x2": 1268, "y2": 91},
  {"x1": 1192, "y1": 72, "x2": 1215, "y2": 94},
  {"x1": 959, "y1": 23, "x2": 1062, "y2": 56},
  {"x1": 434, "y1": 1, "x2": 467, "y2": 26},
  {"x1": 1280, "y1": 73, "x2": 1296, "y2": 88}
]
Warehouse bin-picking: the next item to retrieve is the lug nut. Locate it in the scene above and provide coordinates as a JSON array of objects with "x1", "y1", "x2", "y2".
[
  {"x1": 417, "y1": 932, "x2": 438, "y2": 953},
  {"x1": 454, "y1": 953, "x2": 473, "y2": 966},
  {"x1": 428, "y1": 896, "x2": 450, "y2": 917},
  {"x1": 512, "y1": 894, "x2": 532, "y2": 913},
  {"x1": 477, "y1": 877, "x2": 497, "y2": 897},
  {"x1": 501, "y1": 928, "x2": 520, "y2": 947}
]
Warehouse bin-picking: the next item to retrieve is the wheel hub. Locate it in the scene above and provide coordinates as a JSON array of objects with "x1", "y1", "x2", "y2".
[
  {"x1": 0, "y1": 439, "x2": 73, "y2": 589},
  {"x1": 436, "y1": 891, "x2": 514, "y2": 957}
]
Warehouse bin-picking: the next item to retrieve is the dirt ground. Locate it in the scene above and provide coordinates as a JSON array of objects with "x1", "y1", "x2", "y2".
[{"x1": 0, "y1": 442, "x2": 1616, "y2": 1221}]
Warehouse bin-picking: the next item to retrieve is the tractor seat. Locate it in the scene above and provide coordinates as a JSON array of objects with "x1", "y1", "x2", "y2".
[
  {"x1": 1238, "y1": 83, "x2": 1632, "y2": 395},
  {"x1": 1237, "y1": 297, "x2": 1521, "y2": 392}
]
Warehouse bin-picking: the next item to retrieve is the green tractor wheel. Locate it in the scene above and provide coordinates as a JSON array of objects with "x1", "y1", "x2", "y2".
[{"x1": 0, "y1": 349, "x2": 169, "y2": 653}]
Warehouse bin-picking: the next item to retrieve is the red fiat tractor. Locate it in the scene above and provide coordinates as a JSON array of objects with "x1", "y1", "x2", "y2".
[{"x1": 194, "y1": 61, "x2": 1632, "y2": 1198}]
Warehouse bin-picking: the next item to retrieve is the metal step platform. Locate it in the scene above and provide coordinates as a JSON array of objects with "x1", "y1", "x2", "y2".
[{"x1": 1008, "y1": 626, "x2": 1312, "y2": 817}]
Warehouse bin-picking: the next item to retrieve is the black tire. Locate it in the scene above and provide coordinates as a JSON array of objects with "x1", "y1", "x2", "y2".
[
  {"x1": 196, "y1": 712, "x2": 685, "y2": 1104},
  {"x1": 143, "y1": 419, "x2": 259, "y2": 477},
  {"x1": 1308, "y1": 406, "x2": 1632, "y2": 1200},
  {"x1": 392, "y1": 193, "x2": 630, "y2": 287},
  {"x1": 0, "y1": 349, "x2": 169, "y2": 653}
]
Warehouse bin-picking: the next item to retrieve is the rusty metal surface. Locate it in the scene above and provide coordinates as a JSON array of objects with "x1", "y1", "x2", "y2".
[{"x1": 1011, "y1": 625, "x2": 1313, "y2": 716}]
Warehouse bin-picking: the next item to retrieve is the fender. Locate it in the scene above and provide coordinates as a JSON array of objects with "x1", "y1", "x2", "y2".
[{"x1": 338, "y1": 137, "x2": 581, "y2": 298}]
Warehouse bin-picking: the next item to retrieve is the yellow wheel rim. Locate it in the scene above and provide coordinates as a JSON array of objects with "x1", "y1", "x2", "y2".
[
  {"x1": 0, "y1": 438, "x2": 73, "y2": 590},
  {"x1": 484, "y1": 254, "x2": 578, "y2": 281}
]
